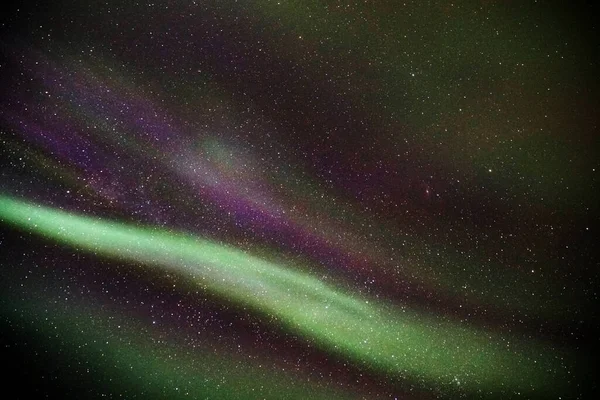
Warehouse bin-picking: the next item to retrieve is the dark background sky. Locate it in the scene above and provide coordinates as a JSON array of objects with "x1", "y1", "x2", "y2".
[{"x1": 1, "y1": 1, "x2": 598, "y2": 399}]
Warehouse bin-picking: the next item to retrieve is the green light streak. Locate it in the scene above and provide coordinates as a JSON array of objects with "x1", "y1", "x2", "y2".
[{"x1": 0, "y1": 195, "x2": 572, "y2": 396}]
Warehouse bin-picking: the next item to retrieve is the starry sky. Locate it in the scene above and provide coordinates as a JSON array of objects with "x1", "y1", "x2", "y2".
[{"x1": 0, "y1": 1, "x2": 598, "y2": 399}]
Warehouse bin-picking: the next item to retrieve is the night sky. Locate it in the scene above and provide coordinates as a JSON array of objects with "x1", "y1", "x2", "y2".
[{"x1": 0, "y1": 1, "x2": 598, "y2": 399}]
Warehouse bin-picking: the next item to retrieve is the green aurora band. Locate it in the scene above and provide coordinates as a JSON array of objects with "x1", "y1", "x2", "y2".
[{"x1": 0, "y1": 195, "x2": 573, "y2": 396}]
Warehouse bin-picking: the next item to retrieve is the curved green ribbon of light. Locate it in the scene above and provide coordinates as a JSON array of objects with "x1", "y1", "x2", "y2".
[{"x1": 0, "y1": 195, "x2": 572, "y2": 396}]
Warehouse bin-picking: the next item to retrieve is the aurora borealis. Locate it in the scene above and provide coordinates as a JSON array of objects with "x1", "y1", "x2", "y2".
[{"x1": 1, "y1": 1, "x2": 597, "y2": 399}]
